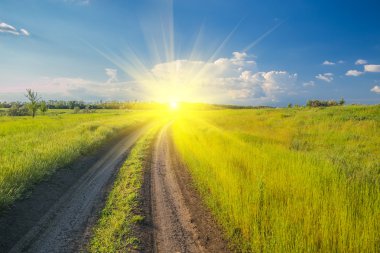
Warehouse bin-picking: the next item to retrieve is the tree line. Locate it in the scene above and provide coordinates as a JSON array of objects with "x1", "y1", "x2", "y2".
[
  {"x1": 287, "y1": 98, "x2": 345, "y2": 108},
  {"x1": 0, "y1": 89, "x2": 172, "y2": 117},
  {"x1": 0, "y1": 89, "x2": 349, "y2": 117}
]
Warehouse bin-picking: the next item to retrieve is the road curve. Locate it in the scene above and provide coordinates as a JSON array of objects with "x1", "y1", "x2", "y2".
[
  {"x1": 8, "y1": 125, "x2": 150, "y2": 253},
  {"x1": 151, "y1": 124, "x2": 206, "y2": 253}
]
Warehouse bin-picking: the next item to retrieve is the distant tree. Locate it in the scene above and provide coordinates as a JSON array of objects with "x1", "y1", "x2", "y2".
[
  {"x1": 83, "y1": 105, "x2": 90, "y2": 113},
  {"x1": 7, "y1": 103, "x2": 29, "y2": 116},
  {"x1": 68, "y1": 101, "x2": 76, "y2": 109},
  {"x1": 339, "y1": 98, "x2": 345, "y2": 106},
  {"x1": 288, "y1": 103, "x2": 293, "y2": 108},
  {"x1": 327, "y1": 100, "x2": 334, "y2": 106},
  {"x1": 73, "y1": 106, "x2": 80, "y2": 114},
  {"x1": 25, "y1": 89, "x2": 40, "y2": 117},
  {"x1": 306, "y1": 99, "x2": 343, "y2": 108},
  {"x1": 40, "y1": 101, "x2": 48, "y2": 115}
]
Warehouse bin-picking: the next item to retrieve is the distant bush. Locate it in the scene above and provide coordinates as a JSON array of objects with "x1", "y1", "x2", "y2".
[
  {"x1": 0, "y1": 109, "x2": 7, "y2": 116},
  {"x1": 7, "y1": 103, "x2": 29, "y2": 116},
  {"x1": 83, "y1": 105, "x2": 96, "y2": 114},
  {"x1": 40, "y1": 101, "x2": 48, "y2": 115},
  {"x1": 306, "y1": 99, "x2": 344, "y2": 107},
  {"x1": 73, "y1": 106, "x2": 81, "y2": 114}
]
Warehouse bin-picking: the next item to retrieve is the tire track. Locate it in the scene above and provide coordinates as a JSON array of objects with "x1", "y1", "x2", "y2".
[{"x1": 150, "y1": 124, "x2": 206, "y2": 253}]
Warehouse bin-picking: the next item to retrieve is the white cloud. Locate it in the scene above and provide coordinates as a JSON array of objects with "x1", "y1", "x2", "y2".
[
  {"x1": 338, "y1": 60, "x2": 345, "y2": 64},
  {"x1": 133, "y1": 52, "x2": 295, "y2": 104},
  {"x1": 0, "y1": 22, "x2": 18, "y2": 35},
  {"x1": 105, "y1": 68, "x2": 118, "y2": 83},
  {"x1": 0, "y1": 52, "x2": 297, "y2": 104},
  {"x1": 303, "y1": 81, "x2": 315, "y2": 87},
  {"x1": 232, "y1": 52, "x2": 247, "y2": 60},
  {"x1": 355, "y1": 59, "x2": 368, "y2": 65},
  {"x1": 364, "y1": 65, "x2": 380, "y2": 73},
  {"x1": 0, "y1": 22, "x2": 30, "y2": 36},
  {"x1": 346, "y1": 70, "x2": 364, "y2": 77},
  {"x1": 371, "y1": 85, "x2": 380, "y2": 94},
  {"x1": 254, "y1": 71, "x2": 297, "y2": 96},
  {"x1": 19, "y1": 29, "x2": 30, "y2": 36},
  {"x1": 316, "y1": 73, "x2": 334, "y2": 82},
  {"x1": 322, "y1": 60, "x2": 335, "y2": 65}
]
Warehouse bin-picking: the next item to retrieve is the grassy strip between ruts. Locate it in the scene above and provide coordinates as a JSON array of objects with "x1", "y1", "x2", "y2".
[{"x1": 88, "y1": 121, "x2": 162, "y2": 253}]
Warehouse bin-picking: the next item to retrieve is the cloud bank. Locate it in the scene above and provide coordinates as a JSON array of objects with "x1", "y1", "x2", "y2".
[
  {"x1": 138, "y1": 52, "x2": 297, "y2": 104},
  {"x1": 0, "y1": 52, "x2": 298, "y2": 105}
]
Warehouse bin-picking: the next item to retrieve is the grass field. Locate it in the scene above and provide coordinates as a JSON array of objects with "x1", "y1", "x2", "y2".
[
  {"x1": 1, "y1": 105, "x2": 379, "y2": 252},
  {"x1": 0, "y1": 110, "x2": 156, "y2": 210},
  {"x1": 172, "y1": 105, "x2": 380, "y2": 252}
]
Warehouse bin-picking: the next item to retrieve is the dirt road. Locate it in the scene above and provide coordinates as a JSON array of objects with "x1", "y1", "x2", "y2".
[
  {"x1": 1, "y1": 126, "x2": 149, "y2": 253},
  {"x1": 1, "y1": 123, "x2": 229, "y2": 253},
  {"x1": 149, "y1": 125, "x2": 229, "y2": 253}
]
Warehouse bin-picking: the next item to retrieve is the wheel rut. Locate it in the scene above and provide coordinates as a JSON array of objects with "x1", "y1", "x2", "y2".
[{"x1": 149, "y1": 124, "x2": 230, "y2": 253}]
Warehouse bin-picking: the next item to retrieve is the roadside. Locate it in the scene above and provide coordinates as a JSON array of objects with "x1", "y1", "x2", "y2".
[{"x1": 0, "y1": 124, "x2": 151, "y2": 253}]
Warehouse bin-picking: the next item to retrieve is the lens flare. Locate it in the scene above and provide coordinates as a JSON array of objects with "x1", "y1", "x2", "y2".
[
  {"x1": 88, "y1": 0, "x2": 282, "y2": 105},
  {"x1": 169, "y1": 101, "x2": 178, "y2": 109}
]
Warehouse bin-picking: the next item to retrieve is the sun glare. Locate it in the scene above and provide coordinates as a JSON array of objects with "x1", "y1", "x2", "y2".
[{"x1": 169, "y1": 101, "x2": 178, "y2": 110}]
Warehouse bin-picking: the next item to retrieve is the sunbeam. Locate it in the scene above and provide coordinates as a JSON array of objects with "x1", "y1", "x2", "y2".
[{"x1": 85, "y1": 1, "x2": 288, "y2": 105}]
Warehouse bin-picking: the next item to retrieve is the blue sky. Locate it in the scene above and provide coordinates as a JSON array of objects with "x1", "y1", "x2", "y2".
[{"x1": 0, "y1": 0, "x2": 380, "y2": 105}]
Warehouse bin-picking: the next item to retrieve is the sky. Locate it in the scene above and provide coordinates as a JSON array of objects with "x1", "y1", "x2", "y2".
[{"x1": 0, "y1": 0, "x2": 380, "y2": 106}]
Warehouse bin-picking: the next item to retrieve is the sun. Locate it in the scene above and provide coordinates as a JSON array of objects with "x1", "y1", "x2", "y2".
[{"x1": 169, "y1": 101, "x2": 178, "y2": 110}]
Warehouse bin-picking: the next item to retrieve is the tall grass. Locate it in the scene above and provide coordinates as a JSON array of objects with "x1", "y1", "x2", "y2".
[
  {"x1": 172, "y1": 105, "x2": 380, "y2": 252},
  {"x1": 0, "y1": 110, "x2": 156, "y2": 210}
]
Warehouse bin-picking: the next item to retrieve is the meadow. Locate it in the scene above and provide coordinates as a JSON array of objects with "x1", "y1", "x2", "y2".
[
  {"x1": 172, "y1": 105, "x2": 380, "y2": 252},
  {"x1": 1, "y1": 104, "x2": 379, "y2": 252},
  {"x1": 0, "y1": 110, "x2": 156, "y2": 210}
]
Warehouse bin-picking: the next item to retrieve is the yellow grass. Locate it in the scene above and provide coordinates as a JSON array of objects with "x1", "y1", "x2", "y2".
[
  {"x1": 172, "y1": 105, "x2": 380, "y2": 252},
  {"x1": 0, "y1": 110, "x2": 156, "y2": 210}
]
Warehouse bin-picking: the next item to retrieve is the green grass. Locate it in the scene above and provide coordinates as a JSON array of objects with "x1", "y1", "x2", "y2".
[
  {"x1": 89, "y1": 121, "x2": 162, "y2": 253},
  {"x1": 172, "y1": 105, "x2": 380, "y2": 252},
  {"x1": 0, "y1": 110, "x2": 157, "y2": 210}
]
